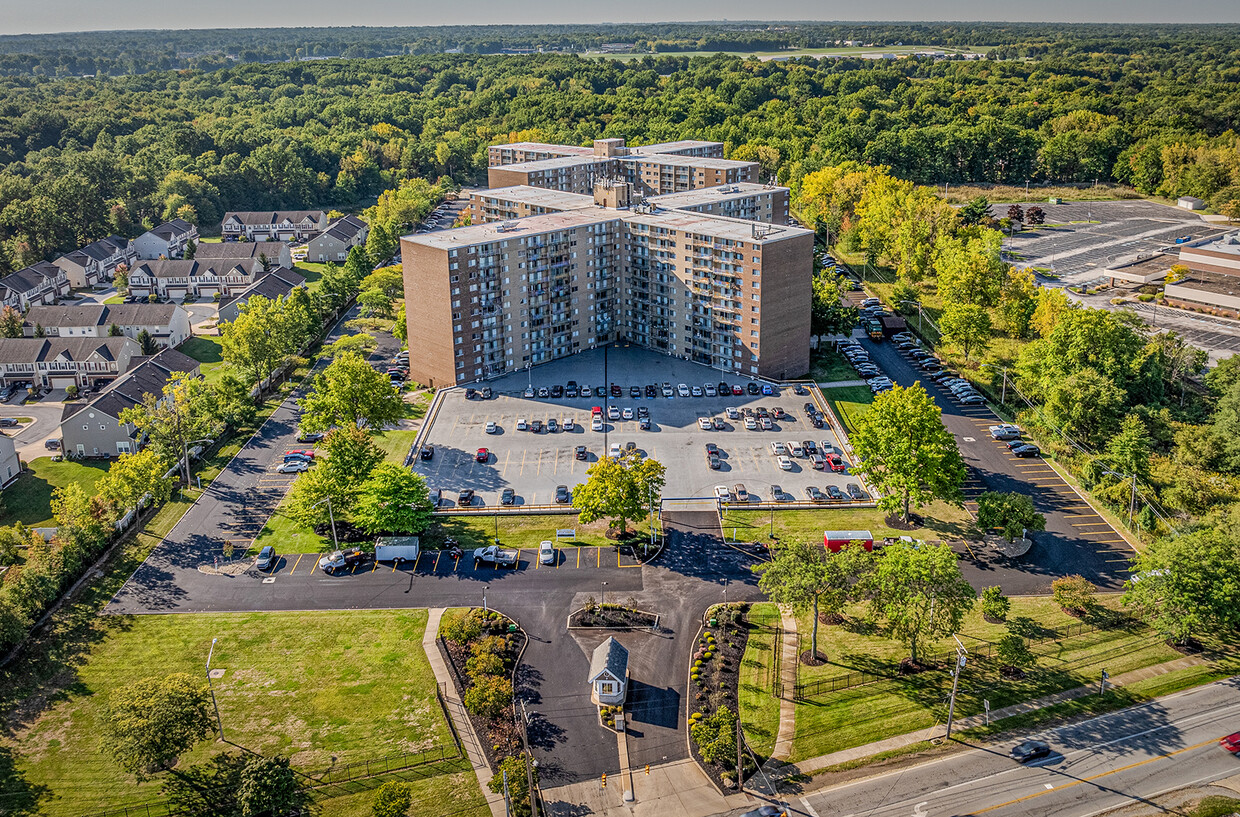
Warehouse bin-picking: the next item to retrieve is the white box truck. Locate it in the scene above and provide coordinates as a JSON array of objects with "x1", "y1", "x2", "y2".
[{"x1": 374, "y1": 537, "x2": 420, "y2": 564}]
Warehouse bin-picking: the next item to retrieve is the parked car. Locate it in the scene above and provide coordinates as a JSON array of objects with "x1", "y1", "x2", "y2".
[
  {"x1": 677, "y1": 383, "x2": 690, "y2": 397},
  {"x1": 825, "y1": 485, "x2": 845, "y2": 500},
  {"x1": 718, "y1": 381, "x2": 730, "y2": 395},
  {"x1": 698, "y1": 417, "x2": 712, "y2": 430},
  {"x1": 539, "y1": 540, "x2": 556, "y2": 565},
  {"x1": 458, "y1": 488, "x2": 475, "y2": 505},
  {"x1": 639, "y1": 416, "x2": 651, "y2": 430},
  {"x1": 501, "y1": 488, "x2": 515, "y2": 506},
  {"x1": 714, "y1": 485, "x2": 731, "y2": 501},
  {"x1": 564, "y1": 418, "x2": 575, "y2": 431},
  {"x1": 297, "y1": 431, "x2": 325, "y2": 443},
  {"x1": 555, "y1": 484, "x2": 571, "y2": 503},
  {"x1": 276, "y1": 460, "x2": 309, "y2": 474},
  {"x1": 622, "y1": 408, "x2": 634, "y2": 420},
  {"x1": 517, "y1": 417, "x2": 528, "y2": 431},
  {"x1": 608, "y1": 405, "x2": 620, "y2": 420},
  {"x1": 805, "y1": 486, "x2": 826, "y2": 502},
  {"x1": 530, "y1": 419, "x2": 543, "y2": 433},
  {"x1": 662, "y1": 383, "x2": 675, "y2": 397},
  {"x1": 770, "y1": 484, "x2": 785, "y2": 501},
  {"x1": 777, "y1": 456, "x2": 793, "y2": 471},
  {"x1": 255, "y1": 545, "x2": 276, "y2": 570},
  {"x1": 575, "y1": 445, "x2": 588, "y2": 460},
  {"x1": 646, "y1": 384, "x2": 658, "y2": 397},
  {"x1": 1011, "y1": 443, "x2": 1042, "y2": 458},
  {"x1": 846, "y1": 483, "x2": 868, "y2": 500},
  {"x1": 523, "y1": 386, "x2": 535, "y2": 398},
  {"x1": 45, "y1": 438, "x2": 61, "y2": 450},
  {"x1": 744, "y1": 416, "x2": 757, "y2": 430},
  {"x1": 733, "y1": 484, "x2": 749, "y2": 502},
  {"x1": 825, "y1": 453, "x2": 846, "y2": 472},
  {"x1": 747, "y1": 382, "x2": 761, "y2": 395},
  {"x1": 712, "y1": 416, "x2": 725, "y2": 430},
  {"x1": 480, "y1": 386, "x2": 493, "y2": 399},
  {"x1": 486, "y1": 421, "x2": 498, "y2": 434},
  {"x1": 475, "y1": 448, "x2": 489, "y2": 463},
  {"x1": 731, "y1": 385, "x2": 744, "y2": 396},
  {"x1": 318, "y1": 548, "x2": 371, "y2": 574},
  {"x1": 547, "y1": 418, "x2": 559, "y2": 432},
  {"x1": 420, "y1": 445, "x2": 434, "y2": 461},
  {"x1": 550, "y1": 384, "x2": 563, "y2": 398}
]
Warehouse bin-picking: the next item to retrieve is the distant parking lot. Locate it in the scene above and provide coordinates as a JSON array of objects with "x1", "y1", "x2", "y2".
[{"x1": 413, "y1": 347, "x2": 867, "y2": 505}]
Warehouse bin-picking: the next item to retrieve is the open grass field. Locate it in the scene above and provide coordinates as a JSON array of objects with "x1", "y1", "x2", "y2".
[
  {"x1": 721, "y1": 502, "x2": 975, "y2": 545},
  {"x1": 0, "y1": 608, "x2": 460, "y2": 817},
  {"x1": 738, "y1": 602, "x2": 783, "y2": 758},
  {"x1": 785, "y1": 594, "x2": 1193, "y2": 762},
  {"x1": 808, "y1": 348, "x2": 857, "y2": 384},
  {"x1": 820, "y1": 384, "x2": 873, "y2": 435},
  {"x1": 178, "y1": 335, "x2": 227, "y2": 384},
  {"x1": 315, "y1": 768, "x2": 488, "y2": 817},
  {"x1": 293, "y1": 261, "x2": 327, "y2": 289},
  {"x1": 0, "y1": 456, "x2": 110, "y2": 527}
]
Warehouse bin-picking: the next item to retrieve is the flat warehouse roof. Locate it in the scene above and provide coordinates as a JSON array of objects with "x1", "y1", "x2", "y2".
[{"x1": 649, "y1": 183, "x2": 784, "y2": 209}]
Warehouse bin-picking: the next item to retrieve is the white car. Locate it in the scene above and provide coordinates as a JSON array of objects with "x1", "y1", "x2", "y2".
[
  {"x1": 485, "y1": 421, "x2": 498, "y2": 434},
  {"x1": 677, "y1": 383, "x2": 690, "y2": 397},
  {"x1": 777, "y1": 456, "x2": 794, "y2": 471},
  {"x1": 539, "y1": 540, "x2": 556, "y2": 565},
  {"x1": 744, "y1": 417, "x2": 757, "y2": 430},
  {"x1": 609, "y1": 442, "x2": 621, "y2": 458},
  {"x1": 592, "y1": 417, "x2": 603, "y2": 431},
  {"x1": 714, "y1": 485, "x2": 731, "y2": 501},
  {"x1": 622, "y1": 407, "x2": 634, "y2": 420},
  {"x1": 691, "y1": 385, "x2": 703, "y2": 397},
  {"x1": 705, "y1": 384, "x2": 718, "y2": 396},
  {"x1": 662, "y1": 383, "x2": 674, "y2": 397},
  {"x1": 516, "y1": 417, "x2": 528, "y2": 431},
  {"x1": 725, "y1": 407, "x2": 740, "y2": 419},
  {"x1": 698, "y1": 417, "x2": 712, "y2": 430},
  {"x1": 276, "y1": 460, "x2": 308, "y2": 474},
  {"x1": 787, "y1": 440, "x2": 804, "y2": 457},
  {"x1": 564, "y1": 418, "x2": 575, "y2": 431},
  {"x1": 760, "y1": 416, "x2": 773, "y2": 429},
  {"x1": 771, "y1": 441, "x2": 787, "y2": 455}
]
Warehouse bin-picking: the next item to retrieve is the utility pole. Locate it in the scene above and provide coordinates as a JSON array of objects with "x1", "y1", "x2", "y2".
[
  {"x1": 519, "y1": 702, "x2": 539, "y2": 817},
  {"x1": 737, "y1": 717, "x2": 744, "y2": 787},
  {"x1": 311, "y1": 497, "x2": 338, "y2": 549},
  {"x1": 1100, "y1": 669, "x2": 1109, "y2": 696},
  {"x1": 205, "y1": 638, "x2": 224, "y2": 740},
  {"x1": 944, "y1": 636, "x2": 969, "y2": 740}
]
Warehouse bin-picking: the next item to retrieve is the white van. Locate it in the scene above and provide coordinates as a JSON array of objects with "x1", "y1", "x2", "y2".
[{"x1": 787, "y1": 440, "x2": 805, "y2": 457}]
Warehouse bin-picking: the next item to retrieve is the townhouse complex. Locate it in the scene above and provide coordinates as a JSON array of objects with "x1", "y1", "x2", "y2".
[{"x1": 401, "y1": 139, "x2": 812, "y2": 388}]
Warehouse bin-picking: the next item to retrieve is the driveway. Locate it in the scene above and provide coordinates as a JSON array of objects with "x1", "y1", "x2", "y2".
[
  {"x1": 0, "y1": 400, "x2": 68, "y2": 460},
  {"x1": 857, "y1": 336, "x2": 1132, "y2": 594}
]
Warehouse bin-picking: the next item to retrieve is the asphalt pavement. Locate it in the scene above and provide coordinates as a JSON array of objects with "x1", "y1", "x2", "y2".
[
  {"x1": 794, "y1": 676, "x2": 1240, "y2": 817},
  {"x1": 1072, "y1": 294, "x2": 1240, "y2": 365},
  {"x1": 856, "y1": 338, "x2": 1133, "y2": 593}
]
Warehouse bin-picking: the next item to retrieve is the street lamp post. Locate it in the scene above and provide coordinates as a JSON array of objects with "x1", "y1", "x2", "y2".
[
  {"x1": 310, "y1": 497, "x2": 338, "y2": 550},
  {"x1": 181, "y1": 437, "x2": 215, "y2": 494},
  {"x1": 944, "y1": 636, "x2": 969, "y2": 740},
  {"x1": 205, "y1": 638, "x2": 224, "y2": 740},
  {"x1": 898, "y1": 300, "x2": 923, "y2": 334}
]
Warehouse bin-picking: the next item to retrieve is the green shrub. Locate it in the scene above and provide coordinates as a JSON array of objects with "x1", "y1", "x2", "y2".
[
  {"x1": 1052, "y1": 575, "x2": 1096, "y2": 615},
  {"x1": 463, "y1": 675, "x2": 512, "y2": 719},
  {"x1": 466, "y1": 651, "x2": 505, "y2": 678},
  {"x1": 981, "y1": 586, "x2": 1010, "y2": 621},
  {"x1": 441, "y1": 609, "x2": 483, "y2": 644},
  {"x1": 1137, "y1": 293, "x2": 1155, "y2": 302},
  {"x1": 996, "y1": 635, "x2": 1036, "y2": 668},
  {"x1": 690, "y1": 706, "x2": 738, "y2": 769}
]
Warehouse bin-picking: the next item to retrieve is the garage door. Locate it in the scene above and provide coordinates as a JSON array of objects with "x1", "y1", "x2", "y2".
[{"x1": 50, "y1": 376, "x2": 77, "y2": 390}]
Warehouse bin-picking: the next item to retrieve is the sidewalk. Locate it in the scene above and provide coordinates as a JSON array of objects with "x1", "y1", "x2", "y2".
[
  {"x1": 422, "y1": 608, "x2": 506, "y2": 817},
  {"x1": 788, "y1": 654, "x2": 1207, "y2": 774},
  {"x1": 771, "y1": 606, "x2": 798, "y2": 760}
]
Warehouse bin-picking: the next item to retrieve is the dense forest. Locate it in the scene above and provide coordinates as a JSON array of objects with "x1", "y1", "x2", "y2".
[
  {"x1": 1, "y1": 28, "x2": 1240, "y2": 274},
  {"x1": 4, "y1": 23, "x2": 1240, "y2": 77}
]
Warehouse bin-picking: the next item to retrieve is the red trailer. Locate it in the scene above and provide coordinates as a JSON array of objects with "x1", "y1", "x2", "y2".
[{"x1": 824, "y1": 530, "x2": 874, "y2": 553}]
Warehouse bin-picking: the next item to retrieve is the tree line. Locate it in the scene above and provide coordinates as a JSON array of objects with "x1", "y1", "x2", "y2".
[{"x1": 3, "y1": 38, "x2": 1240, "y2": 272}]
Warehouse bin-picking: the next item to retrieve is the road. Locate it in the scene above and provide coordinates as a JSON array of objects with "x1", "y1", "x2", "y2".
[
  {"x1": 795, "y1": 676, "x2": 1240, "y2": 817},
  {"x1": 0, "y1": 399, "x2": 68, "y2": 460},
  {"x1": 857, "y1": 337, "x2": 1133, "y2": 594}
]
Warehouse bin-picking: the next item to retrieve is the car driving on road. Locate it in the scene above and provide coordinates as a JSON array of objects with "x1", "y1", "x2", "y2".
[{"x1": 1010, "y1": 740, "x2": 1051, "y2": 763}]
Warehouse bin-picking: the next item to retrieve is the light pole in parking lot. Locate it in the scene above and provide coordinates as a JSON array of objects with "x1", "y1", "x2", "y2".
[
  {"x1": 309, "y1": 497, "x2": 339, "y2": 550},
  {"x1": 981, "y1": 363, "x2": 1009, "y2": 405}
]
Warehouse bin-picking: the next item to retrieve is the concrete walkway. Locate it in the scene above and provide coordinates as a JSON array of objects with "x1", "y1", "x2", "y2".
[
  {"x1": 422, "y1": 608, "x2": 506, "y2": 817},
  {"x1": 790, "y1": 654, "x2": 1207, "y2": 774},
  {"x1": 772, "y1": 606, "x2": 798, "y2": 760},
  {"x1": 817, "y1": 379, "x2": 868, "y2": 388}
]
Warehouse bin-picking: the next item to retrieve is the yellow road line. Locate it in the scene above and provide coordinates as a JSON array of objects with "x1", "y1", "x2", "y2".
[
  {"x1": 597, "y1": 547, "x2": 601, "y2": 568},
  {"x1": 534, "y1": 549, "x2": 539, "y2": 570},
  {"x1": 577, "y1": 547, "x2": 582, "y2": 568},
  {"x1": 433, "y1": 551, "x2": 441, "y2": 571},
  {"x1": 972, "y1": 736, "x2": 1218, "y2": 815},
  {"x1": 290, "y1": 553, "x2": 303, "y2": 574}
]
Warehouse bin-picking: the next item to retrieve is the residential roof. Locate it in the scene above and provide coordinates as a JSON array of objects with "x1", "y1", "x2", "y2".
[
  {"x1": 144, "y1": 218, "x2": 196, "y2": 242},
  {"x1": 588, "y1": 636, "x2": 629, "y2": 684},
  {"x1": 62, "y1": 348, "x2": 201, "y2": 424},
  {"x1": 317, "y1": 214, "x2": 368, "y2": 243},
  {"x1": 490, "y1": 142, "x2": 596, "y2": 157},
  {"x1": 470, "y1": 186, "x2": 595, "y2": 212},
  {"x1": 648, "y1": 182, "x2": 783, "y2": 209},
  {"x1": 221, "y1": 211, "x2": 327, "y2": 227},
  {"x1": 130, "y1": 260, "x2": 255, "y2": 280},
  {"x1": 634, "y1": 139, "x2": 722, "y2": 154},
  {"x1": 218, "y1": 267, "x2": 307, "y2": 312},
  {"x1": 496, "y1": 155, "x2": 615, "y2": 174},
  {"x1": 193, "y1": 242, "x2": 292, "y2": 261},
  {"x1": 621, "y1": 153, "x2": 755, "y2": 171},
  {"x1": 0, "y1": 262, "x2": 64, "y2": 294},
  {"x1": 404, "y1": 209, "x2": 619, "y2": 250},
  {"x1": 60, "y1": 235, "x2": 130, "y2": 267},
  {"x1": 24, "y1": 303, "x2": 183, "y2": 330},
  {"x1": 0, "y1": 337, "x2": 138, "y2": 365}
]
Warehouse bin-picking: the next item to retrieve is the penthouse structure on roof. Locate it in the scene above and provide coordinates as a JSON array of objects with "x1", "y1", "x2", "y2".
[{"x1": 402, "y1": 143, "x2": 811, "y2": 389}]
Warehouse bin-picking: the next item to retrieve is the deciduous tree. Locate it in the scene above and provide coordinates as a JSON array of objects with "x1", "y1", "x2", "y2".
[
  {"x1": 939, "y1": 302, "x2": 992, "y2": 360},
  {"x1": 101, "y1": 673, "x2": 214, "y2": 778},
  {"x1": 862, "y1": 541, "x2": 976, "y2": 663},
  {"x1": 237, "y1": 755, "x2": 306, "y2": 817},
  {"x1": 572, "y1": 452, "x2": 665, "y2": 536},
  {"x1": 0, "y1": 306, "x2": 23, "y2": 338},
  {"x1": 98, "y1": 449, "x2": 172, "y2": 512},
  {"x1": 119, "y1": 372, "x2": 215, "y2": 485},
  {"x1": 1123, "y1": 528, "x2": 1240, "y2": 644},
  {"x1": 851, "y1": 384, "x2": 965, "y2": 522},
  {"x1": 298, "y1": 351, "x2": 405, "y2": 432},
  {"x1": 976, "y1": 492, "x2": 1046, "y2": 541},
  {"x1": 352, "y1": 462, "x2": 433, "y2": 535}
]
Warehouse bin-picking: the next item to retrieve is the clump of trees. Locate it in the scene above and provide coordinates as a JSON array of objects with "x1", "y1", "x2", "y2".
[{"x1": 573, "y1": 450, "x2": 665, "y2": 538}]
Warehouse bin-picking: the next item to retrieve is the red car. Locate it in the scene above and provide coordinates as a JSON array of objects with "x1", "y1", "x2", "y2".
[
  {"x1": 475, "y1": 448, "x2": 489, "y2": 463},
  {"x1": 1222, "y1": 732, "x2": 1240, "y2": 754},
  {"x1": 826, "y1": 453, "x2": 846, "y2": 473},
  {"x1": 285, "y1": 449, "x2": 316, "y2": 459},
  {"x1": 731, "y1": 385, "x2": 744, "y2": 396}
]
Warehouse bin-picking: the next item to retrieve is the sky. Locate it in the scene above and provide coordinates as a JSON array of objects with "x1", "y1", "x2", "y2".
[{"x1": 1, "y1": 0, "x2": 1239, "y2": 35}]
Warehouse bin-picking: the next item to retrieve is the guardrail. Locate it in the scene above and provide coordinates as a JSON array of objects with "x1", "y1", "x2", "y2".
[
  {"x1": 433, "y1": 502, "x2": 579, "y2": 516},
  {"x1": 719, "y1": 499, "x2": 878, "y2": 512}
]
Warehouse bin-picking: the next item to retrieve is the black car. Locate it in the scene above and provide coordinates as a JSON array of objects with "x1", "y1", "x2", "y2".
[
  {"x1": 645, "y1": 384, "x2": 657, "y2": 397},
  {"x1": 630, "y1": 385, "x2": 642, "y2": 398},
  {"x1": 718, "y1": 381, "x2": 731, "y2": 395},
  {"x1": 420, "y1": 445, "x2": 434, "y2": 461},
  {"x1": 480, "y1": 386, "x2": 493, "y2": 399},
  {"x1": 595, "y1": 386, "x2": 607, "y2": 397},
  {"x1": 747, "y1": 382, "x2": 761, "y2": 395},
  {"x1": 500, "y1": 488, "x2": 515, "y2": 506},
  {"x1": 1005, "y1": 438, "x2": 1031, "y2": 451},
  {"x1": 554, "y1": 485, "x2": 571, "y2": 503},
  {"x1": 530, "y1": 419, "x2": 543, "y2": 433},
  {"x1": 298, "y1": 432, "x2": 325, "y2": 443},
  {"x1": 1010, "y1": 740, "x2": 1051, "y2": 763},
  {"x1": 610, "y1": 384, "x2": 622, "y2": 397},
  {"x1": 705, "y1": 442, "x2": 719, "y2": 455},
  {"x1": 802, "y1": 440, "x2": 817, "y2": 454},
  {"x1": 846, "y1": 483, "x2": 868, "y2": 500},
  {"x1": 810, "y1": 415, "x2": 824, "y2": 428},
  {"x1": 575, "y1": 445, "x2": 588, "y2": 461},
  {"x1": 793, "y1": 384, "x2": 808, "y2": 395},
  {"x1": 803, "y1": 402, "x2": 818, "y2": 415},
  {"x1": 636, "y1": 406, "x2": 649, "y2": 418},
  {"x1": 550, "y1": 385, "x2": 564, "y2": 398},
  {"x1": 1012, "y1": 443, "x2": 1042, "y2": 458},
  {"x1": 565, "y1": 386, "x2": 578, "y2": 398},
  {"x1": 458, "y1": 489, "x2": 474, "y2": 506},
  {"x1": 708, "y1": 454, "x2": 721, "y2": 470},
  {"x1": 825, "y1": 485, "x2": 845, "y2": 500}
]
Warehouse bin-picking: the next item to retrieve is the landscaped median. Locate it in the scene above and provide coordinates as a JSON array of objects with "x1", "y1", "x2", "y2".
[
  {"x1": 721, "y1": 502, "x2": 974, "y2": 545},
  {"x1": 738, "y1": 594, "x2": 1240, "y2": 765}
]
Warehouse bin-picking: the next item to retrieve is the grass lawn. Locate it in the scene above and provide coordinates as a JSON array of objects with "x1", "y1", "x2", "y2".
[
  {"x1": 722, "y1": 502, "x2": 975, "y2": 545},
  {"x1": 785, "y1": 594, "x2": 1190, "y2": 762},
  {"x1": 432, "y1": 513, "x2": 660, "y2": 551},
  {"x1": 375, "y1": 428, "x2": 420, "y2": 464},
  {"x1": 294, "y1": 262, "x2": 327, "y2": 288},
  {"x1": 739, "y1": 602, "x2": 783, "y2": 758},
  {"x1": 102, "y1": 295, "x2": 124, "y2": 304},
  {"x1": 821, "y1": 384, "x2": 873, "y2": 435},
  {"x1": 315, "y1": 768, "x2": 489, "y2": 817},
  {"x1": 808, "y1": 349, "x2": 857, "y2": 384},
  {"x1": 0, "y1": 456, "x2": 110, "y2": 527},
  {"x1": 178, "y1": 335, "x2": 227, "y2": 385},
  {"x1": 1, "y1": 609, "x2": 459, "y2": 817}
]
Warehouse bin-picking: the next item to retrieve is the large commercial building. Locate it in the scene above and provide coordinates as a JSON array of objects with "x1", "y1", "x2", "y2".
[
  {"x1": 402, "y1": 154, "x2": 812, "y2": 388},
  {"x1": 1164, "y1": 232, "x2": 1240, "y2": 318}
]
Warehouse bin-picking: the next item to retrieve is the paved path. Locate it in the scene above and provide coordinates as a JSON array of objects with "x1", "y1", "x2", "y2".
[
  {"x1": 422, "y1": 608, "x2": 505, "y2": 817},
  {"x1": 772, "y1": 606, "x2": 797, "y2": 760},
  {"x1": 817, "y1": 379, "x2": 867, "y2": 388},
  {"x1": 790, "y1": 654, "x2": 1208, "y2": 774}
]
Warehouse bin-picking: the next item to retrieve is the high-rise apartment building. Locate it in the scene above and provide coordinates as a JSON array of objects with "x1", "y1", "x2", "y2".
[{"x1": 401, "y1": 142, "x2": 811, "y2": 388}]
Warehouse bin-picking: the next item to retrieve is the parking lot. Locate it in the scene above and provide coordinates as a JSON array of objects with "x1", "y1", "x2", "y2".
[{"x1": 413, "y1": 346, "x2": 867, "y2": 506}]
